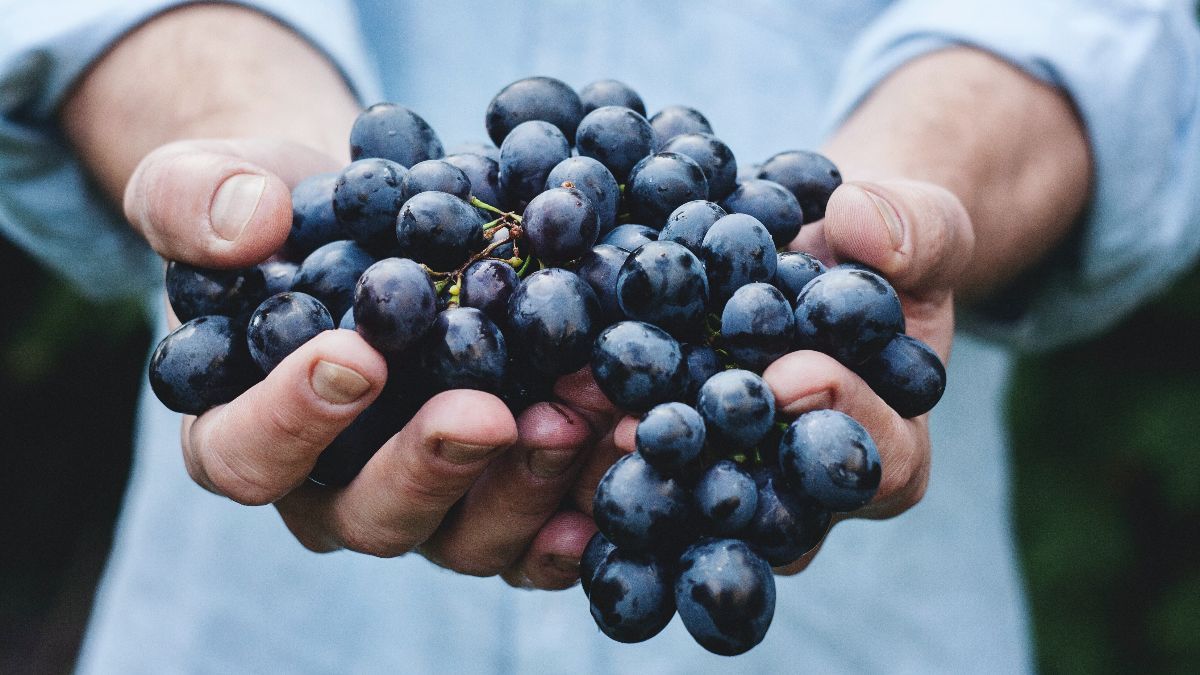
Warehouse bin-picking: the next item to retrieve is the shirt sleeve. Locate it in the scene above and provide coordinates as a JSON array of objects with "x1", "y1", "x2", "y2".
[
  {"x1": 821, "y1": 0, "x2": 1200, "y2": 352},
  {"x1": 0, "y1": 0, "x2": 381, "y2": 300}
]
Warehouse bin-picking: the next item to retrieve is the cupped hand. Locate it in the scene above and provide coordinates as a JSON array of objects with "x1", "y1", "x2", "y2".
[{"x1": 128, "y1": 137, "x2": 606, "y2": 588}]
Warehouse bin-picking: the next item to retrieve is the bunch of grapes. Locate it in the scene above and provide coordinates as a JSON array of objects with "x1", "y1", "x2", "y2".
[{"x1": 148, "y1": 76, "x2": 947, "y2": 654}]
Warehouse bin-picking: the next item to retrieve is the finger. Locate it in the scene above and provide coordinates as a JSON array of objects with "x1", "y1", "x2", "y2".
[
  {"x1": 553, "y1": 366, "x2": 620, "y2": 430},
  {"x1": 291, "y1": 390, "x2": 519, "y2": 558},
  {"x1": 764, "y1": 350, "x2": 929, "y2": 520},
  {"x1": 124, "y1": 138, "x2": 339, "y2": 267},
  {"x1": 183, "y1": 329, "x2": 386, "y2": 505},
  {"x1": 501, "y1": 510, "x2": 598, "y2": 590},
  {"x1": 418, "y1": 402, "x2": 594, "y2": 576},
  {"x1": 569, "y1": 422, "x2": 632, "y2": 517},
  {"x1": 772, "y1": 515, "x2": 839, "y2": 576}
]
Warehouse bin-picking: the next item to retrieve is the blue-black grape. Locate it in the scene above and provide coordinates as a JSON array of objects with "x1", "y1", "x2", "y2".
[
  {"x1": 720, "y1": 178, "x2": 805, "y2": 247},
  {"x1": 333, "y1": 158, "x2": 408, "y2": 250},
  {"x1": 636, "y1": 402, "x2": 706, "y2": 474},
  {"x1": 353, "y1": 257, "x2": 437, "y2": 353},
  {"x1": 615, "y1": 240, "x2": 709, "y2": 339},
  {"x1": 590, "y1": 320, "x2": 685, "y2": 413},
  {"x1": 506, "y1": 268, "x2": 602, "y2": 376},
  {"x1": 720, "y1": 282, "x2": 796, "y2": 372},
  {"x1": 498, "y1": 120, "x2": 571, "y2": 208},
  {"x1": 420, "y1": 307, "x2": 507, "y2": 392},
  {"x1": 661, "y1": 133, "x2": 737, "y2": 201},
  {"x1": 338, "y1": 308, "x2": 355, "y2": 331},
  {"x1": 287, "y1": 172, "x2": 344, "y2": 258},
  {"x1": 399, "y1": 159, "x2": 472, "y2": 202},
  {"x1": 574, "y1": 244, "x2": 629, "y2": 323},
  {"x1": 756, "y1": 150, "x2": 842, "y2": 223},
  {"x1": 696, "y1": 369, "x2": 776, "y2": 450},
  {"x1": 459, "y1": 258, "x2": 519, "y2": 326},
  {"x1": 148, "y1": 315, "x2": 259, "y2": 415},
  {"x1": 675, "y1": 538, "x2": 775, "y2": 656},
  {"x1": 259, "y1": 260, "x2": 298, "y2": 297},
  {"x1": 521, "y1": 186, "x2": 599, "y2": 265},
  {"x1": 593, "y1": 452, "x2": 691, "y2": 552},
  {"x1": 679, "y1": 343, "x2": 723, "y2": 404},
  {"x1": 649, "y1": 105, "x2": 713, "y2": 149},
  {"x1": 246, "y1": 292, "x2": 334, "y2": 373},
  {"x1": 694, "y1": 460, "x2": 758, "y2": 536},
  {"x1": 700, "y1": 213, "x2": 778, "y2": 307},
  {"x1": 853, "y1": 333, "x2": 946, "y2": 418},
  {"x1": 395, "y1": 191, "x2": 486, "y2": 271},
  {"x1": 589, "y1": 549, "x2": 676, "y2": 643},
  {"x1": 625, "y1": 152, "x2": 709, "y2": 228},
  {"x1": 349, "y1": 102, "x2": 443, "y2": 167},
  {"x1": 793, "y1": 266, "x2": 904, "y2": 365},
  {"x1": 545, "y1": 156, "x2": 620, "y2": 235},
  {"x1": 446, "y1": 141, "x2": 499, "y2": 162},
  {"x1": 575, "y1": 106, "x2": 654, "y2": 183},
  {"x1": 579, "y1": 79, "x2": 646, "y2": 117},
  {"x1": 291, "y1": 240, "x2": 375, "y2": 321},
  {"x1": 486, "y1": 76, "x2": 583, "y2": 146},
  {"x1": 165, "y1": 260, "x2": 267, "y2": 324},
  {"x1": 659, "y1": 200, "x2": 726, "y2": 257},
  {"x1": 778, "y1": 409, "x2": 881, "y2": 512},
  {"x1": 772, "y1": 251, "x2": 826, "y2": 304},
  {"x1": 581, "y1": 530, "x2": 616, "y2": 598},
  {"x1": 443, "y1": 152, "x2": 503, "y2": 210},
  {"x1": 743, "y1": 466, "x2": 831, "y2": 565},
  {"x1": 600, "y1": 223, "x2": 658, "y2": 252}
]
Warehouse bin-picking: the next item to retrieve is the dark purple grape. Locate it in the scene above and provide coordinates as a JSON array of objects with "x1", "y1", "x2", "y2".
[
  {"x1": 700, "y1": 213, "x2": 778, "y2": 307},
  {"x1": 589, "y1": 549, "x2": 676, "y2": 643},
  {"x1": 165, "y1": 261, "x2": 267, "y2": 323},
  {"x1": 443, "y1": 153, "x2": 502, "y2": 208},
  {"x1": 615, "y1": 240, "x2": 709, "y2": 339},
  {"x1": 497, "y1": 355, "x2": 555, "y2": 414},
  {"x1": 600, "y1": 223, "x2": 658, "y2": 252},
  {"x1": 332, "y1": 158, "x2": 408, "y2": 250},
  {"x1": 581, "y1": 530, "x2": 616, "y2": 598},
  {"x1": 579, "y1": 79, "x2": 646, "y2": 116},
  {"x1": 593, "y1": 452, "x2": 691, "y2": 552},
  {"x1": 853, "y1": 333, "x2": 946, "y2": 418},
  {"x1": 793, "y1": 266, "x2": 904, "y2": 365},
  {"x1": 446, "y1": 141, "x2": 499, "y2": 162},
  {"x1": 420, "y1": 307, "x2": 507, "y2": 392},
  {"x1": 649, "y1": 105, "x2": 713, "y2": 149},
  {"x1": 575, "y1": 106, "x2": 654, "y2": 182},
  {"x1": 246, "y1": 292, "x2": 334, "y2": 373},
  {"x1": 259, "y1": 260, "x2": 298, "y2": 297},
  {"x1": 574, "y1": 244, "x2": 629, "y2": 322},
  {"x1": 675, "y1": 538, "x2": 775, "y2": 656},
  {"x1": 399, "y1": 159, "x2": 471, "y2": 202},
  {"x1": 290, "y1": 240, "x2": 375, "y2": 321},
  {"x1": 484, "y1": 225, "x2": 516, "y2": 260},
  {"x1": 590, "y1": 320, "x2": 685, "y2": 413},
  {"x1": 506, "y1": 268, "x2": 602, "y2": 377},
  {"x1": 779, "y1": 409, "x2": 881, "y2": 512},
  {"x1": 395, "y1": 191, "x2": 486, "y2": 271},
  {"x1": 694, "y1": 460, "x2": 758, "y2": 536},
  {"x1": 625, "y1": 152, "x2": 709, "y2": 228},
  {"x1": 680, "y1": 343, "x2": 722, "y2": 404},
  {"x1": 636, "y1": 402, "x2": 706, "y2": 474},
  {"x1": 148, "y1": 316, "x2": 259, "y2": 415},
  {"x1": 287, "y1": 172, "x2": 343, "y2": 258},
  {"x1": 498, "y1": 120, "x2": 571, "y2": 207},
  {"x1": 659, "y1": 200, "x2": 726, "y2": 257},
  {"x1": 661, "y1": 133, "x2": 737, "y2": 201},
  {"x1": 350, "y1": 103, "x2": 442, "y2": 167},
  {"x1": 720, "y1": 282, "x2": 796, "y2": 372},
  {"x1": 338, "y1": 308, "x2": 355, "y2": 331},
  {"x1": 486, "y1": 76, "x2": 583, "y2": 146},
  {"x1": 721, "y1": 178, "x2": 804, "y2": 247},
  {"x1": 460, "y1": 258, "x2": 519, "y2": 326},
  {"x1": 756, "y1": 150, "x2": 842, "y2": 223},
  {"x1": 521, "y1": 186, "x2": 599, "y2": 265},
  {"x1": 772, "y1": 251, "x2": 826, "y2": 304},
  {"x1": 353, "y1": 257, "x2": 437, "y2": 353},
  {"x1": 696, "y1": 369, "x2": 776, "y2": 450},
  {"x1": 744, "y1": 466, "x2": 831, "y2": 565},
  {"x1": 545, "y1": 156, "x2": 620, "y2": 235}
]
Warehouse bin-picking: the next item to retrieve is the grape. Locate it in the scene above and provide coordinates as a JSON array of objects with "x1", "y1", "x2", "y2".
[
  {"x1": 853, "y1": 333, "x2": 946, "y2": 418},
  {"x1": 545, "y1": 156, "x2": 620, "y2": 235},
  {"x1": 694, "y1": 460, "x2": 758, "y2": 536},
  {"x1": 743, "y1": 466, "x2": 831, "y2": 565},
  {"x1": 579, "y1": 79, "x2": 646, "y2": 117},
  {"x1": 625, "y1": 152, "x2": 709, "y2": 228},
  {"x1": 720, "y1": 282, "x2": 795, "y2": 372},
  {"x1": 772, "y1": 251, "x2": 825, "y2": 304},
  {"x1": 720, "y1": 178, "x2": 805, "y2": 247},
  {"x1": 590, "y1": 320, "x2": 685, "y2": 413},
  {"x1": 287, "y1": 172, "x2": 344, "y2": 258},
  {"x1": 793, "y1": 266, "x2": 904, "y2": 365},
  {"x1": 635, "y1": 402, "x2": 706, "y2": 474},
  {"x1": 600, "y1": 223, "x2": 658, "y2": 252},
  {"x1": 649, "y1": 105, "x2": 713, "y2": 149},
  {"x1": 756, "y1": 150, "x2": 842, "y2": 223},
  {"x1": 352, "y1": 257, "x2": 437, "y2": 353},
  {"x1": 246, "y1": 292, "x2": 334, "y2": 373},
  {"x1": 486, "y1": 76, "x2": 583, "y2": 146},
  {"x1": 338, "y1": 308, "x2": 355, "y2": 331},
  {"x1": 148, "y1": 316, "x2": 259, "y2": 415},
  {"x1": 259, "y1": 260, "x2": 298, "y2": 297},
  {"x1": 574, "y1": 244, "x2": 629, "y2": 323},
  {"x1": 580, "y1": 530, "x2": 616, "y2": 597},
  {"x1": 446, "y1": 142, "x2": 499, "y2": 162},
  {"x1": 696, "y1": 369, "x2": 776, "y2": 450},
  {"x1": 589, "y1": 549, "x2": 676, "y2": 643},
  {"x1": 521, "y1": 186, "x2": 599, "y2": 265},
  {"x1": 778, "y1": 409, "x2": 881, "y2": 512},
  {"x1": 506, "y1": 268, "x2": 602, "y2": 377},
  {"x1": 675, "y1": 538, "x2": 775, "y2": 656},
  {"x1": 498, "y1": 120, "x2": 571, "y2": 207},
  {"x1": 661, "y1": 133, "x2": 738, "y2": 201},
  {"x1": 395, "y1": 191, "x2": 486, "y2": 271},
  {"x1": 399, "y1": 159, "x2": 472, "y2": 202},
  {"x1": 659, "y1": 200, "x2": 726, "y2": 257},
  {"x1": 575, "y1": 106, "x2": 654, "y2": 182},
  {"x1": 679, "y1": 343, "x2": 722, "y2": 404},
  {"x1": 443, "y1": 152, "x2": 502, "y2": 209},
  {"x1": 459, "y1": 258, "x2": 519, "y2": 325},
  {"x1": 332, "y1": 158, "x2": 408, "y2": 250},
  {"x1": 593, "y1": 452, "x2": 691, "y2": 552},
  {"x1": 291, "y1": 240, "x2": 375, "y2": 321},
  {"x1": 309, "y1": 370, "x2": 422, "y2": 487},
  {"x1": 165, "y1": 260, "x2": 267, "y2": 323},
  {"x1": 420, "y1": 307, "x2": 507, "y2": 392},
  {"x1": 615, "y1": 240, "x2": 709, "y2": 339},
  {"x1": 700, "y1": 213, "x2": 778, "y2": 307},
  {"x1": 349, "y1": 102, "x2": 443, "y2": 167}
]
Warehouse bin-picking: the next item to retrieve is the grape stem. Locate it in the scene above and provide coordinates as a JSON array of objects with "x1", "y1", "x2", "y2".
[{"x1": 471, "y1": 196, "x2": 523, "y2": 223}]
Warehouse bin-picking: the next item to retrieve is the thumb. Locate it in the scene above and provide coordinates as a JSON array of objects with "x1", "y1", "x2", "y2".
[
  {"x1": 124, "y1": 138, "x2": 340, "y2": 268},
  {"x1": 822, "y1": 180, "x2": 975, "y2": 298}
]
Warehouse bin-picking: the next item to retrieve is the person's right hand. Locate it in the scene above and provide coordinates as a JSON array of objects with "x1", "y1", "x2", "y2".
[{"x1": 129, "y1": 137, "x2": 604, "y2": 588}]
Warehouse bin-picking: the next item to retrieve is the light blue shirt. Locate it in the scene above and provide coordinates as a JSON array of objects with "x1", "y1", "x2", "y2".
[{"x1": 2, "y1": 1, "x2": 1198, "y2": 672}]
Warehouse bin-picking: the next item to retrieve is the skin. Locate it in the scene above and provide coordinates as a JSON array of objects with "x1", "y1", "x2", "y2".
[{"x1": 61, "y1": 6, "x2": 1089, "y2": 584}]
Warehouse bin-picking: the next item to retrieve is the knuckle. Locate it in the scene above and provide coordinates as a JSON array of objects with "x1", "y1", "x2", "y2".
[
  {"x1": 338, "y1": 522, "x2": 415, "y2": 559},
  {"x1": 205, "y1": 451, "x2": 282, "y2": 506},
  {"x1": 266, "y1": 403, "x2": 333, "y2": 453}
]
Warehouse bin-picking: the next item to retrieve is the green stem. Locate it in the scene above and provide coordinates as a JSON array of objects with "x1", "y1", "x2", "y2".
[{"x1": 470, "y1": 196, "x2": 506, "y2": 216}]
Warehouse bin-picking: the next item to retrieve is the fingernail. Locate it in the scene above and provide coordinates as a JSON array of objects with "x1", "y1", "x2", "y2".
[
  {"x1": 527, "y1": 448, "x2": 576, "y2": 478},
  {"x1": 210, "y1": 173, "x2": 266, "y2": 241},
  {"x1": 311, "y1": 360, "x2": 371, "y2": 404},
  {"x1": 547, "y1": 554, "x2": 579, "y2": 576},
  {"x1": 438, "y1": 440, "x2": 495, "y2": 464},
  {"x1": 862, "y1": 189, "x2": 904, "y2": 250}
]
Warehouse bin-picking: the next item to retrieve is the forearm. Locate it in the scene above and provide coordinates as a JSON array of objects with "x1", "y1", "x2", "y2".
[
  {"x1": 61, "y1": 3, "x2": 360, "y2": 203},
  {"x1": 822, "y1": 47, "x2": 1091, "y2": 302}
]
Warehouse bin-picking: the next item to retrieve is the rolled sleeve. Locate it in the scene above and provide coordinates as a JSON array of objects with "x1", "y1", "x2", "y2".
[
  {"x1": 0, "y1": 0, "x2": 380, "y2": 300},
  {"x1": 822, "y1": 0, "x2": 1200, "y2": 351}
]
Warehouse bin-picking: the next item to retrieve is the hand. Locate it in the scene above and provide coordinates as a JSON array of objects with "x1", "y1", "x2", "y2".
[{"x1": 129, "y1": 137, "x2": 605, "y2": 588}]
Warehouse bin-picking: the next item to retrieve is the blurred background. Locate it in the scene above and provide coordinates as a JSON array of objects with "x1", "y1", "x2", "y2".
[{"x1": 2, "y1": 236, "x2": 1199, "y2": 674}]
